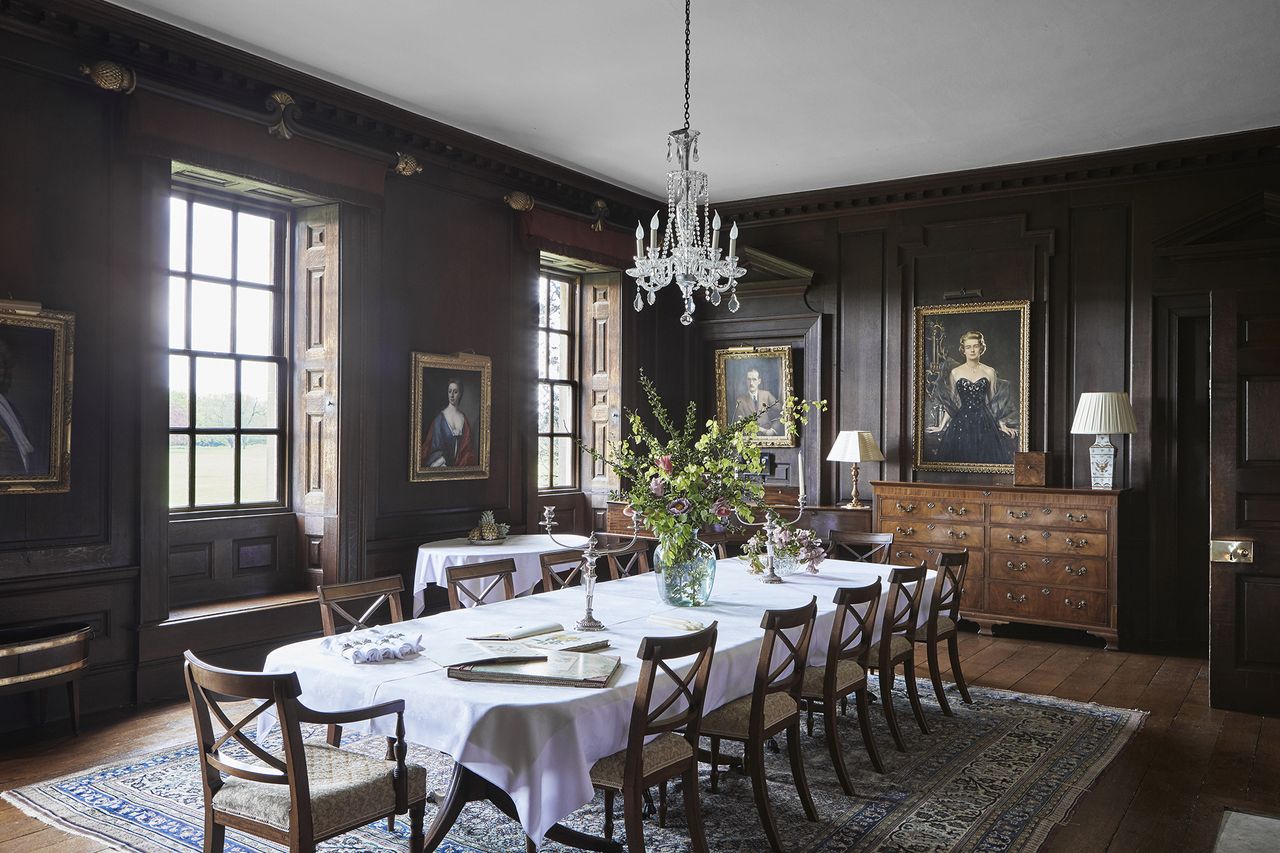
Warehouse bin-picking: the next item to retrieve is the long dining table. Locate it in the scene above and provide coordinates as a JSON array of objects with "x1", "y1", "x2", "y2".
[{"x1": 261, "y1": 557, "x2": 938, "y2": 849}]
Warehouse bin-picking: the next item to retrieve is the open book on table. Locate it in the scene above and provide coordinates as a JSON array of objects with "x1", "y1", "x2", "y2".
[
  {"x1": 447, "y1": 649, "x2": 621, "y2": 689},
  {"x1": 422, "y1": 638, "x2": 547, "y2": 668},
  {"x1": 469, "y1": 622, "x2": 611, "y2": 654}
]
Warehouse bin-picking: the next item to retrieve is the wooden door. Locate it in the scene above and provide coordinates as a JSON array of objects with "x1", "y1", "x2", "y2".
[{"x1": 1209, "y1": 286, "x2": 1280, "y2": 713}]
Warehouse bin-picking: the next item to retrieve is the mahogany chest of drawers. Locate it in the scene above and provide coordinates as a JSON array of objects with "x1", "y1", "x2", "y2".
[{"x1": 871, "y1": 481, "x2": 1122, "y2": 649}]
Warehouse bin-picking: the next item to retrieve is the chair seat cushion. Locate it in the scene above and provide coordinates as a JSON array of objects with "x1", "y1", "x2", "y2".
[
  {"x1": 589, "y1": 732, "x2": 693, "y2": 789},
  {"x1": 935, "y1": 615, "x2": 957, "y2": 637},
  {"x1": 867, "y1": 634, "x2": 912, "y2": 664},
  {"x1": 700, "y1": 692, "x2": 798, "y2": 738},
  {"x1": 212, "y1": 743, "x2": 426, "y2": 838},
  {"x1": 800, "y1": 659, "x2": 866, "y2": 699}
]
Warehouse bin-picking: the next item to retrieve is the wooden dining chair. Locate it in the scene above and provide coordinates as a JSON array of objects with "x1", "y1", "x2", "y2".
[
  {"x1": 446, "y1": 558, "x2": 517, "y2": 609},
  {"x1": 183, "y1": 651, "x2": 427, "y2": 853},
  {"x1": 587, "y1": 623, "x2": 718, "y2": 853},
  {"x1": 538, "y1": 548, "x2": 619, "y2": 591},
  {"x1": 699, "y1": 597, "x2": 820, "y2": 852},
  {"x1": 316, "y1": 577, "x2": 405, "y2": 748},
  {"x1": 827, "y1": 531, "x2": 894, "y2": 564},
  {"x1": 799, "y1": 581, "x2": 885, "y2": 793},
  {"x1": 867, "y1": 563, "x2": 931, "y2": 751},
  {"x1": 918, "y1": 549, "x2": 972, "y2": 716},
  {"x1": 597, "y1": 537, "x2": 653, "y2": 577}
]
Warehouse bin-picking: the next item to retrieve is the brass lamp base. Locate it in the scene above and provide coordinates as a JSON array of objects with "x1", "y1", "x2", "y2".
[{"x1": 841, "y1": 463, "x2": 865, "y2": 509}]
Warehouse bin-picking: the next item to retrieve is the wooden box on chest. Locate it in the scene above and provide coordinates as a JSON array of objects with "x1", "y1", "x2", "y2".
[{"x1": 872, "y1": 481, "x2": 1122, "y2": 649}]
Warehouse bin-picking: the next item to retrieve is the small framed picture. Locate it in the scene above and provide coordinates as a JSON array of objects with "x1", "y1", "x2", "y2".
[
  {"x1": 913, "y1": 301, "x2": 1030, "y2": 473},
  {"x1": 714, "y1": 345, "x2": 795, "y2": 447},
  {"x1": 0, "y1": 305, "x2": 75, "y2": 493},
  {"x1": 410, "y1": 352, "x2": 491, "y2": 482}
]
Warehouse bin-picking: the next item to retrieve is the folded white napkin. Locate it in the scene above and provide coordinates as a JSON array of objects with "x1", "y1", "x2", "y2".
[
  {"x1": 647, "y1": 614, "x2": 705, "y2": 632},
  {"x1": 320, "y1": 627, "x2": 424, "y2": 665}
]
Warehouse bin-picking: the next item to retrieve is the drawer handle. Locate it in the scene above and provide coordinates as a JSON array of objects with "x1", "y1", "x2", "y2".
[
  {"x1": 1007, "y1": 509, "x2": 1030, "y2": 519},
  {"x1": 1006, "y1": 560, "x2": 1028, "y2": 572},
  {"x1": 1064, "y1": 597, "x2": 1088, "y2": 609},
  {"x1": 895, "y1": 502, "x2": 916, "y2": 513},
  {"x1": 1041, "y1": 587, "x2": 1051, "y2": 596},
  {"x1": 947, "y1": 529, "x2": 967, "y2": 539},
  {"x1": 1066, "y1": 512, "x2": 1088, "y2": 523},
  {"x1": 896, "y1": 525, "x2": 915, "y2": 536},
  {"x1": 894, "y1": 550, "x2": 914, "y2": 559},
  {"x1": 947, "y1": 505, "x2": 968, "y2": 516},
  {"x1": 1006, "y1": 593, "x2": 1027, "y2": 603},
  {"x1": 1064, "y1": 565, "x2": 1087, "y2": 576},
  {"x1": 1065, "y1": 537, "x2": 1088, "y2": 549},
  {"x1": 1007, "y1": 533, "x2": 1029, "y2": 544}
]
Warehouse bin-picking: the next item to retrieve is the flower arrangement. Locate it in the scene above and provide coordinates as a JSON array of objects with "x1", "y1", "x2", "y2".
[{"x1": 741, "y1": 513, "x2": 828, "y2": 575}]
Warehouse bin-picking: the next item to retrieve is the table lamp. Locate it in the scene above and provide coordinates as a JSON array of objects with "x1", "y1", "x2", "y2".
[
  {"x1": 826, "y1": 431, "x2": 884, "y2": 508},
  {"x1": 1070, "y1": 392, "x2": 1137, "y2": 489}
]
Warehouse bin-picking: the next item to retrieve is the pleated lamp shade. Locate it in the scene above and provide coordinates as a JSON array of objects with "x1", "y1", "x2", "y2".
[
  {"x1": 826, "y1": 430, "x2": 885, "y2": 462},
  {"x1": 1070, "y1": 392, "x2": 1137, "y2": 435}
]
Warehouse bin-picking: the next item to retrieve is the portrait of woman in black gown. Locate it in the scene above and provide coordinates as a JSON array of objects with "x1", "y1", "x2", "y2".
[{"x1": 925, "y1": 331, "x2": 1019, "y2": 464}]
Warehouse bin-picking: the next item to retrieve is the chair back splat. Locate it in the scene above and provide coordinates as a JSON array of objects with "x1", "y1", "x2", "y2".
[
  {"x1": 752, "y1": 597, "x2": 818, "y2": 739},
  {"x1": 446, "y1": 558, "x2": 518, "y2": 609},
  {"x1": 316, "y1": 576, "x2": 405, "y2": 636},
  {"x1": 883, "y1": 562, "x2": 928, "y2": 643},
  {"x1": 828, "y1": 531, "x2": 894, "y2": 564},
  {"x1": 825, "y1": 581, "x2": 882, "y2": 683},
  {"x1": 625, "y1": 623, "x2": 718, "y2": 776},
  {"x1": 933, "y1": 549, "x2": 970, "y2": 625}
]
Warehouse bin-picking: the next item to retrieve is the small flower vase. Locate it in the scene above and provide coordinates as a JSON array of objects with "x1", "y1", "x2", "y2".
[
  {"x1": 654, "y1": 534, "x2": 717, "y2": 607},
  {"x1": 771, "y1": 552, "x2": 803, "y2": 578}
]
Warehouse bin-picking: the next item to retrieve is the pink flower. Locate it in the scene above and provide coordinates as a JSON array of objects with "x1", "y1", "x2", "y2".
[
  {"x1": 667, "y1": 498, "x2": 692, "y2": 515},
  {"x1": 649, "y1": 477, "x2": 666, "y2": 497},
  {"x1": 713, "y1": 498, "x2": 731, "y2": 518},
  {"x1": 658, "y1": 455, "x2": 673, "y2": 473}
]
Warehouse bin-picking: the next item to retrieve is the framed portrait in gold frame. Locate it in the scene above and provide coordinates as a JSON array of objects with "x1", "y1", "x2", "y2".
[
  {"x1": 409, "y1": 351, "x2": 491, "y2": 482},
  {"x1": 914, "y1": 301, "x2": 1030, "y2": 473},
  {"x1": 714, "y1": 345, "x2": 795, "y2": 447},
  {"x1": 0, "y1": 305, "x2": 75, "y2": 494}
]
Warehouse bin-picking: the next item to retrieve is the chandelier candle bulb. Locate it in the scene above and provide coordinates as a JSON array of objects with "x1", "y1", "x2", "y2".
[
  {"x1": 711, "y1": 211, "x2": 721, "y2": 251},
  {"x1": 728, "y1": 222, "x2": 738, "y2": 258},
  {"x1": 650, "y1": 212, "x2": 660, "y2": 251},
  {"x1": 635, "y1": 222, "x2": 644, "y2": 258}
]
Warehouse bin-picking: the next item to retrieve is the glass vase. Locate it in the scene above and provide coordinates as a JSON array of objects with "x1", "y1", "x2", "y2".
[
  {"x1": 654, "y1": 535, "x2": 717, "y2": 607},
  {"x1": 771, "y1": 552, "x2": 803, "y2": 578}
]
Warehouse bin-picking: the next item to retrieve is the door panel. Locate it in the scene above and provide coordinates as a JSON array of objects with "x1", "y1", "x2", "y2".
[{"x1": 1209, "y1": 286, "x2": 1280, "y2": 713}]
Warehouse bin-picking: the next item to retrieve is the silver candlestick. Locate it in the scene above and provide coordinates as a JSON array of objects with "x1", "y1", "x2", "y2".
[
  {"x1": 738, "y1": 495, "x2": 808, "y2": 584},
  {"x1": 541, "y1": 506, "x2": 639, "y2": 632}
]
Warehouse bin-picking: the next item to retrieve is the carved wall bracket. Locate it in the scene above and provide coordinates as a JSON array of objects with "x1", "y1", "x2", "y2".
[{"x1": 78, "y1": 60, "x2": 135, "y2": 94}]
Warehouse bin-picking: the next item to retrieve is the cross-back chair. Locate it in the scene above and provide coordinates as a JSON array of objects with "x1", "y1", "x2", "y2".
[
  {"x1": 446, "y1": 558, "x2": 517, "y2": 609},
  {"x1": 699, "y1": 597, "x2": 820, "y2": 852},
  {"x1": 698, "y1": 529, "x2": 752, "y2": 560},
  {"x1": 799, "y1": 581, "x2": 885, "y2": 793},
  {"x1": 595, "y1": 535, "x2": 652, "y2": 577},
  {"x1": 538, "y1": 548, "x2": 617, "y2": 591},
  {"x1": 918, "y1": 549, "x2": 972, "y2": 716},
  {"x1": 868, "y1": 563, "x2": 931, "y2": 751},
  {"x1": 183, "y1": 651, "x2": 426, "y2": 853},
  {"x1": 587, "y1": 622, "x2": 718, "y2": 853},
  {"x1": 316, "y1": 577, "x2": 405, "y2": 748},
  {"x1": 828, "y1": 531, "x2": 894, "y2": 564}
]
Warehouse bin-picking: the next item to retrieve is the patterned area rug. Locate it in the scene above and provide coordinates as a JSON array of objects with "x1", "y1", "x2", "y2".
[{"x1": 3, "y1": 681, "x2": 1143, "y2": 853}]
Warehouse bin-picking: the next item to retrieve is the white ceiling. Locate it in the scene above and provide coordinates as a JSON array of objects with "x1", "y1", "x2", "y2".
[{"x1": 108, "y1": 0, "x2": 1280, "y2": 202}]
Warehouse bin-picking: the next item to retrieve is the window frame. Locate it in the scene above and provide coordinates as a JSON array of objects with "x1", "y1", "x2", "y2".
[
  {"x1": 536, "y1": 270, "x2": 581, "y2": 492},
  {"x1": 167, "y1": 187, "x2": 291, "y2": 516}
]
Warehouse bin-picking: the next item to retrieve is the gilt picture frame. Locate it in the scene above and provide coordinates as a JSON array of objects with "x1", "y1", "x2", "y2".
[
  {"x1": 913, "y1": 301, "x2": 1030, "y2": 473},
  {"x1": 0, "y1": 306, "x2": 75, "y2": 493},
  {"x1": 410, "y1": 351, "x2": 491, "y2": 482},
  {"x1": 714, "y1": 345, "x2": 795, "y2": 447}
]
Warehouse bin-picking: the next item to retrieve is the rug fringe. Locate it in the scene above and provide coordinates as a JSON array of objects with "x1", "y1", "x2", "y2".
[{"x1": 2, "y1": 789, "x2": 130, "y2": 852}]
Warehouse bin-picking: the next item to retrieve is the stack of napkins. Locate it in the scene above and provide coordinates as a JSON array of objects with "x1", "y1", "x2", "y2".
[
  {"x1": 320, "y1": 627, "x2": 424, "y2": 664},
  {"x1": 647, "y1": 614, "x2": 706, "y2": 632}
]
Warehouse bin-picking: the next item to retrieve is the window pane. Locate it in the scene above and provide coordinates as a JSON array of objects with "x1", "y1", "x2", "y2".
[
  {"x1": 195, "y1": 357, "x2": 236, "y2": 427},
  {"x1": 236, "y1": 288, "x2": 274, "y2": 355},
  {"x1": 537, "y1": 436, "x2": 551, "y2": 490},
  {"x1": 190, "y1": 281, "x2": 232, "y2": 352},
  {"x1": 547, "y1": 332, "x2": 569, "y2": 380},
  {"x1": 552, "y1": 385, "x2": 573, "y2": 434},
  {"x1": 169, "y1": 277, "x2": 187, "y2": 349},
  {"x1": 537, "y1": 276, "x2": 548, "y2": 327},
  {"x1": 553, "y1": 437, "x2": 575, "y2": 488},
  {"x1": 537, "y1": 383, "x2": 551, "y2": 433},
  {"x1": 240, "y1": 435, "x2": 279, "y2": 504},
  {"x1": 191, "y1": 202, "x2": 233, "y2": 278},
  {"x1": 536, "y1": 331, "x2": 548, "y2": 379},
  {"x1": 548, "y1": 277, "x2": 570, "y2": 330},
  {"x1": 241, "y1": 361, "x2": 278, "y2": 429},
  {"x1": 169, "y1": 434, "x2": 189, "y2": 509},
  {"x1": 169, "y1": 197, "x2": 188, "y2": 272},
  {"x1": 194, "y1": 434, "x2": 236, "y2": 506},
  {"x1": 169, "y1": 355, "x2": 190, "y2": 428},
  {"x1": 236, "y1": 212, "x2": 274, "y2": 284}
]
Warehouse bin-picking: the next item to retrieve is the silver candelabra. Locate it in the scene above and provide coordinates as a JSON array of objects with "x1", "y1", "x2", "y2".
[
  {"x1": 541, "y1": 506, "x2": 640, "y2": 632},
  {"x1": 736, "y1": 494, "x2": 808, "y2": 584}
]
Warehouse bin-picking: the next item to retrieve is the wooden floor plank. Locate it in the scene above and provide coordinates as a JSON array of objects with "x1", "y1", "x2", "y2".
[
  {"x1": 974, "y1": 641, "x2": 1060, "y2": 691},
  {"x1": 1247, "y1": 715, "x2": 1280, "y2": 807},
  {"x1": 1052, "y1": 648, "x2": 1128, "y2": 703},
  {"x1": 1181, "y1": 710, "x2": 1266, "y2": 852},
  {"x1": 1009, "y1": 645, "x2": 1097, "y2": 697}
]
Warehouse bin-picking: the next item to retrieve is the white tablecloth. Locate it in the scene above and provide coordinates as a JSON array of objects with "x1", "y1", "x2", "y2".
[
  {"x1": 263, "y1": 557, "x2": 936, "y2": 845},
  {"x1": 412, "y1": 533, "x2": 588, "y2": 615}
]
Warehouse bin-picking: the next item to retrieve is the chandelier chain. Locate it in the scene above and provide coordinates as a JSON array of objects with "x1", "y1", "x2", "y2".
[{"x1": 683, "y1": 0, "x2": 691, "y2": 130}]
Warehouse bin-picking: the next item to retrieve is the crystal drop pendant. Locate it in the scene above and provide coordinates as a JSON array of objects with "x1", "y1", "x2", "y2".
[
  {"x1": 709, "y1": 290, "x2": 721, "y2": 306},
  {"x1": 647, "y1": 290, "x2": 656, "y2": 305},
  {"x1": 728, "y1": 292, "x2": 740, "y2": 312},
  {"x1": 680, "y1": 311, "x2": 693, "y2": 326},
  {"x1": 634, "y1": 290, "x2": 643, "y2": 311}
]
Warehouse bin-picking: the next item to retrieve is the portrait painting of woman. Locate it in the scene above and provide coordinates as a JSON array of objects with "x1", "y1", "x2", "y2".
[
  {"x1": 410, "y1": 352, "x2": 490, "y2": 481},
  {"x1": 914, "y1": 302, "x2": 1029, "y2": 473}
]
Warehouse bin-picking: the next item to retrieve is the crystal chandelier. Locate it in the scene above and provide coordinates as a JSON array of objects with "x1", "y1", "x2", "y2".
[{"x1": 627, "y1": 0, "x2": 745, "y2": 326}]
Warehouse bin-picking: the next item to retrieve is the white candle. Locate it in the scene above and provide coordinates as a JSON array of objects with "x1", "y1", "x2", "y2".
[
  {"x1": 728, "y1": 222, "x2": 739, "y2": 258},
  {"x1": 649, "y1": 212, "x2": 660, "y2": 251},
  {"x1": 797, "y1": 449, "x2": 805, "y2": 500},
  {"x1": 634, "y1": 221, "x2": 644, "y2": 258},
  {"x1": 711, "y1": 211, "x2": 721, "y2": 252}
]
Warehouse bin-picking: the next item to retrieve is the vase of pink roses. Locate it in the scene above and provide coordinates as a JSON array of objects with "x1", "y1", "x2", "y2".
[{"x1": 741, "y1": 511, "x2": 828, "y2": 577}]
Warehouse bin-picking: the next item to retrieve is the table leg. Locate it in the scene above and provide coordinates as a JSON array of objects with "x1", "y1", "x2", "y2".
[{"x1": 423, "y1": 761, "x2": 622, "y2": 853}]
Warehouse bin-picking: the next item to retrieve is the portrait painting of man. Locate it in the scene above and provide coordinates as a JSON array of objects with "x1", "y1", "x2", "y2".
[
  {"x1": 0, "y1": 307, "x2": 74, "y2": 493},
  {"x1": 715, "y1": 345, "x2": 795, "y2": 447},
  {"x1": 409, "y1": 351, "x2": 491, "y2": 481}
]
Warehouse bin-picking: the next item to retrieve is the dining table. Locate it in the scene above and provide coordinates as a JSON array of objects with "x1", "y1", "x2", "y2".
[
  {"x1": 412, "y1": 533, "x2": 589, "y2": 616},
  {"x1": 262, "y1": 556, "x2": 939, "y2": 849}
]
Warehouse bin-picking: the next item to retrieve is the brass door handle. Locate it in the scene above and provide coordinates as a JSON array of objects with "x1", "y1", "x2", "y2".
[
  {"x1": 1006, "y1": 593, "x2": 1027, "y2": 603},
  {"x1": 947, "y1": 505, "x2": 968, "y2": 516},
  {"x1": 895, "y1": 502, "x2": 916, "y2": 513},
  {"x1": 1007, "y1": 533, "x2": 1029, "y2": 544},
  {"x1": 1006, "y1": 561, "x2": 1028, "y2": 572},
  {"x1": 947, "y1": 530, "x2": 967, "y2": 539},
  {"x1": 1065, "y1": 537, "x2": 1088, "y2": 549},
  {"x1": 1066, "y1": 512, "x2": 1088, "y2": 523},
  {"x1": 896, "y1": 525, "x2": 915, "y2": 536},
  {"x1": 1008, "y1": 509, "x2": 1030, "y2": 519}
]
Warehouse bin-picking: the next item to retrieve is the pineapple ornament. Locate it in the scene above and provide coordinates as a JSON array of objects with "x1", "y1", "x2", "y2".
[{"x1": 468, "y1": 510, "x2": 509, "y2": 544}]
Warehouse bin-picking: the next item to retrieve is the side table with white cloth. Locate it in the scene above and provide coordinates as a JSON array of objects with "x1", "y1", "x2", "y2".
[
  {"x1": 263, "y1": 557, "x2": 937, "y2": 850},
  {"x1": 413, "y1": 533, "x2": 589, "y2": 615}
]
